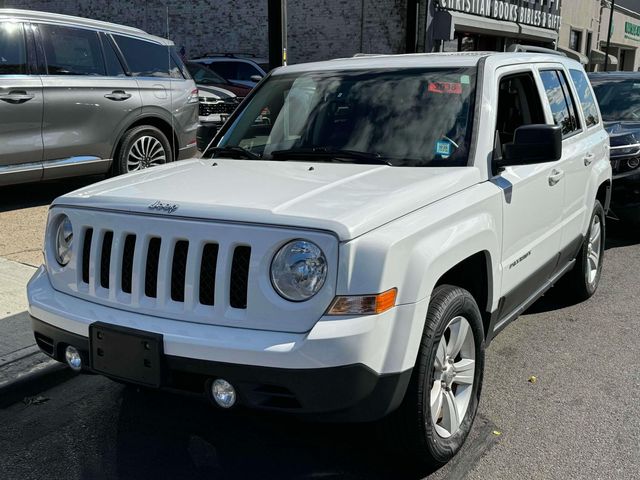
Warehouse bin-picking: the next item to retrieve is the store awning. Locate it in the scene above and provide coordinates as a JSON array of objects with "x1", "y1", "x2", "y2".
[
  {"x1": 557, "y1": 46, "x2": 589, "y2": 64},
  {"x1": 433, "y1": 10, "x2": 559, "y2": 44},
  {"x1": 589, "y1": 48, "x2": 618, "y2": 66}
]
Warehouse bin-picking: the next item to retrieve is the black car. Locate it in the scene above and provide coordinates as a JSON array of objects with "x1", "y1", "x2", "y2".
[{"x1": 590, "y1": 72, "x2": 640, "y2": 224}]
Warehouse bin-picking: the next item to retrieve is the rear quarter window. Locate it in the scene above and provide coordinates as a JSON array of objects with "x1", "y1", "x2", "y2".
[
  {"x1": 540, "y1": 69, "x2": 580, "y2": 137},
  {"x1": 569, "y1": 69, "x2": 600, "y2": 127},
  {"x1": 114, "y1": 35, "x2": 182, "y2": 78}
]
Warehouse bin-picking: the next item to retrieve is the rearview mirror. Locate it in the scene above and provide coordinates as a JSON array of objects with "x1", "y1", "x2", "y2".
[
  {"x1": 250, "y1": 75, "x2": 263, "y2": 83},
  {"x1": 497, "y1": 124, "x2": 562, "y2": 168}
]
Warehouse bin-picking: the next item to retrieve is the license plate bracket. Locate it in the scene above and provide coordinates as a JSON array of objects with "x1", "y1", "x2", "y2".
[{"x1": 89, "y1": 322, "x2": 163, "y2": 387}]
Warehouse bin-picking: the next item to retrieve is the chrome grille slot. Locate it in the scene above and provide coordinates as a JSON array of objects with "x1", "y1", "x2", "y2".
[
  {"x1": 145, "y1": 237, "x2": 161, "y2": 298},
  {"x1": 81, "y1": 228, "x2": 93, "y2": 284},
  {"x1": 230, "y1": 246, "x2": 251, "y2": 309},
  {"x1": 121, "y1": 234, "x2": 136, "y2": 294},
  {"x1": 199, "y1": 243, "x2": 218, "y2": 306},
  {"x1": 100, "y1": 231, "x2": 113, "y2": 289},
  {"x1": 170, "y1": 240, "x2": 189, "y2": 302}
]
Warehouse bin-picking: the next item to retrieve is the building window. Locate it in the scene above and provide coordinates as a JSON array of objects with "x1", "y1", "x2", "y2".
[
  {"x1": 585, "y1": 32, "x2": 592, "y2": 55},
  {"x1": 569, "y1": 29, "x2": 582, "y2": 52}
]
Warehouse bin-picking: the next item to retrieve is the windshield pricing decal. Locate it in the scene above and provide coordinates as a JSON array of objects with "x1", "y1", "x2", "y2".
[
  {"x1": 428, "y1": 82, "x2": 463, "y2": 94},
  {"x1": 435, "y1": 140, "x2": 452, "y2": 157}
]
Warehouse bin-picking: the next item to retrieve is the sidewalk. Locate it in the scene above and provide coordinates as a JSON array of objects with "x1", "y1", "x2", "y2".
[{"x1": 0, "y1": 257, "x2": 64, "y2": 399}]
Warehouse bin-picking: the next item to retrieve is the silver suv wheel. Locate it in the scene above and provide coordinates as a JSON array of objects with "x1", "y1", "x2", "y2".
[{"x1": 127, "y1": 135, "x2": 167, "y2": 172}]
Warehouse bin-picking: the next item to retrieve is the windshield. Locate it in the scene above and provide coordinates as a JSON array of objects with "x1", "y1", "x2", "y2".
[
  {"x1": 591, "y1": 77, "x2": 640, "y2": 121},
  {"x1": 186, "y1": 62, "x2": 228, "y2": 85},
  {"x1": 214, "y1": 68, "x2": 477, "y2": 166}
]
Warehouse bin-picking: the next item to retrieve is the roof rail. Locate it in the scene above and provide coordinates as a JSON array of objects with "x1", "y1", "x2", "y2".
[
  {"x1": 507, "y1": 44, "x2": 566, "y2": 57},
  {"x1": 352, "y1": 53, "x2": 382, "y2": 57}
]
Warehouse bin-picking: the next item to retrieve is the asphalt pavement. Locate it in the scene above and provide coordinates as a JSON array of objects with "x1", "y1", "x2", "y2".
[{"x1": 0, "y1": 179, "x2": 638, "y2": 479}]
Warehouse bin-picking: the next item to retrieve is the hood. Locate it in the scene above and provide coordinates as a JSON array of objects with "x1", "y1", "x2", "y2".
[
  {"x1": 604, "y1": 121, "x2": 640, "y2": 149},
  {"x1": 199, "y1": 82, "x2": 250, "y2": 99},
  {"x1": 55, "y1": 159, "x2": 482, "y2": 241}
]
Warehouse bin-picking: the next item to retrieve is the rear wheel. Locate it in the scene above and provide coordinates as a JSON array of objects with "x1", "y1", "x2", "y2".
[
  {"x1": 563, "y1": 200, "x2": 605, "y2": 301},
  {"x1": 383, "y1": 285, "x2": 485, "y2": 468},
  {"x1": 114, "y1": 125, "x2": 172, "y2": 176}
]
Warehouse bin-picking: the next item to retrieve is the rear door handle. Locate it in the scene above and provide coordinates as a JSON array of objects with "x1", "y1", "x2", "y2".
[
  {"x1": 548, "y1": 169, "x2": 564, "y2": 186},
  {"x1": 104, "y1": 90, "x2": 132, "y2": 101},
  {"x1": 0, "y1": 90, "x2": 35, "y2": 104},
  {"x1": 583, "y1": 153, "x2": 595, "y2": 166}
]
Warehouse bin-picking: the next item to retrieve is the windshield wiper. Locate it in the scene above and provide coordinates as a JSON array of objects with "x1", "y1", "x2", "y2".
[
  {"x1": 206, "y1": 146, "x2": 260, "y2": 160},
  {"x1": 269, "y1": 147, "x2": 395, "y2": 165}
]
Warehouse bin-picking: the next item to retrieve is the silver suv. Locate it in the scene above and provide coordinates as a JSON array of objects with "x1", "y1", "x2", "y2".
[{"x1": 0, "y1": 9, "x2": 199, "y2": 186}]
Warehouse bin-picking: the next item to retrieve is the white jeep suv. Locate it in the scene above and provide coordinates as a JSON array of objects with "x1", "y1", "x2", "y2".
[{"x1": 28, "y1": 52, "x2": 611, "y2": 467}]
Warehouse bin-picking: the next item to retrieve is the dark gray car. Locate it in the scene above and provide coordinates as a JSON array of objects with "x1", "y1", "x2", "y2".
[{"x1": 0, "y1": 9, "x2": 199, "y2": 186}]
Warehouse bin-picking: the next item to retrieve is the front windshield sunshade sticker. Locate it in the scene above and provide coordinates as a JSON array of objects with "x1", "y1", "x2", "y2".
[
  {"x1": 435, "y1": 140, "x2": 452, "y2": 158},
  {"x1": 460, "y1": 75, "x2": 471, "y2": 85},
  {"x1": 428, "y1": 82, "x2": 463, "y2": 94}
]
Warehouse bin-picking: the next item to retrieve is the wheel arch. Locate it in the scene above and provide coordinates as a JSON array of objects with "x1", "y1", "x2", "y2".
[{"x1": 111, "y1": 115, "x2": 180, "y2": 165}]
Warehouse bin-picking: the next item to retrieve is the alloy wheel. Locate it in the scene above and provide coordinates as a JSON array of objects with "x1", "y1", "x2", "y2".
[
  {"x1": 429, "y1": 315, "x2": 476, "y2": 438},
  {"x1": 586, "y1": 214, "x2": 602, "y2": 285},
  {"x1": 127, "y1": 136, "x2": 167, "y2": 172}
]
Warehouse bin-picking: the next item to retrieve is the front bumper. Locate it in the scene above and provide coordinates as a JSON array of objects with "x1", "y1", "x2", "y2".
[
  {"x1": 28, "y1": 267, "x2": 425, "y2": 420},
  {"x1": 611, "y1": 171, "x2": 640, "y2": 223}
]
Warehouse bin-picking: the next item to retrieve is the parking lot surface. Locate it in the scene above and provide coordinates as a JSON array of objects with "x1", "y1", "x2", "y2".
[{"x1": 0, "y1": 179, "x2": 638, "y2": 479}]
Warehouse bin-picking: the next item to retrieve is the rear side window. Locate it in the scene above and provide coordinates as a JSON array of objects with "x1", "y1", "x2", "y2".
[
  {"x1": 0, "y1": 22, "x2": 26, "y2": 74},
  {"x1": 569, "y1": 69, "x2": 600, "y2": 127},
  {"x1": 540, "y1": 70, "x2": 580, "y2": 136},
  {"x1": 100, "y1": 34, "x2": 125, "y2": 77},
  {"x1": 114, "y1": 34, "x2": 175, "y2": 78},
  {"x1": 40, "y1": 24, "x2": 105, "y2": 76},
  {"x1": 209, "y1": 61, "x2": 236, "y2": 80}
]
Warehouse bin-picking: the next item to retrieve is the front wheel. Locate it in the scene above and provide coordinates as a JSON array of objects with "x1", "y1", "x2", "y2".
[
  {"x1": 114, "y1": 125, "x2": 173, "y2": 176},
  {"x1": 383, "y1": 285, "x2": 485, "y2": 468},
  {"x1": 563, "y1": 200, "x2": 605, "y2": 301}
]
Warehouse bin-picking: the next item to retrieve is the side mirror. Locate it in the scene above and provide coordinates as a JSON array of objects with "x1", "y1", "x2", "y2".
[
  {"x1": 497, "y1": 124, "x2": 562, "y2": 168},
  {"x1": 250, "y1": 75, "x2": 263, "y2": 83}
]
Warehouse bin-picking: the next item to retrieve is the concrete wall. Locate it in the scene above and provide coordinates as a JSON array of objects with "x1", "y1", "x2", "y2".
[
  {"x1": 557, "y1": 0, "x2": 601, "y2": 55},
  {"x1": 4, "y1": 0, "x2": 408, "y2": 64}
]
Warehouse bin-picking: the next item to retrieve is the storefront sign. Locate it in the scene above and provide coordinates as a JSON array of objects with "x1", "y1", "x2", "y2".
[
  {"x1": 625, "y1": 21, "x2": 640, "y2": 42},
  {"x1": 438, "y1": 0, "x2": 562, "y2": 31}
]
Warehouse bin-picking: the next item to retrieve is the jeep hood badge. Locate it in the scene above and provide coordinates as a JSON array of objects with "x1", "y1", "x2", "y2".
[{"x1": 148, "y1": 201, "x2": 179, "y2": 214}]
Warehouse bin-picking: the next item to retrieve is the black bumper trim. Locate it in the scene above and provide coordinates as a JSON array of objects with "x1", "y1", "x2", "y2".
[{"x1": 31, "y1": 317, "x2": 412, "y2": 422}]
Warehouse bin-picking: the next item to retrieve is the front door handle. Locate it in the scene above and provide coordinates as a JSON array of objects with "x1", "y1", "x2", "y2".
[
  {"x1": 104, "y1": 90, "x2": 132, "y2": 101},
  {"x1": 548, "y1": 169, "x2": 564, "y2": 186},
  {"x1": 584, "y1": 152, "x2": 595, "y2": 166},
  {"x1": 0, "y1": 90, "x2": 35, "y2": 104}
]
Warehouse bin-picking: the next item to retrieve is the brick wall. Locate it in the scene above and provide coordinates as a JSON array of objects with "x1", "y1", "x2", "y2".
[{"x1": 5, "y1": 0, "x2": 408, "y2": 63}]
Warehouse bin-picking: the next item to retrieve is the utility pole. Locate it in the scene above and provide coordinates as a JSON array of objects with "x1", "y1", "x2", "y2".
[
  {"x1": 268, "y1": 0, "x2": 287, "y2": 70},
  {"x1": 604, "y1": 0, "x2": 616, "y2": 71}
]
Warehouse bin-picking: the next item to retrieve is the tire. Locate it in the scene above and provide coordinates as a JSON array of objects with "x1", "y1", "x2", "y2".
[
  {"x1": 382, "y1": 285, "x2": 485, "y2": 469},
  {"x1": 114, "y1": 125, "x2": 173, "y2": 176},
  {"x1": 563, "y1": 200, "x2": 605, "y2": 301}
]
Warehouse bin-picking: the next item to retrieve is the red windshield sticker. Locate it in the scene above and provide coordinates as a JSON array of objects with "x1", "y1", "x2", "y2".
[{"x1": 428, "y1": 82, "x2": 463, "y2": 94}]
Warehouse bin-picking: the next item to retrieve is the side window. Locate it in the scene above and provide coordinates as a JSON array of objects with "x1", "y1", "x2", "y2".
[
  {"x1": 40, "y1": 24, "x2": 105, "y2": 76},
  {"x1": 210, "y1": 61, "x2": 237, "y2": 80},
  {"x1": 113, "y1": 34, "x2": 171, "y2": 78},
  {"x1": 0, "y1": 22, "x2": 27, "y2": 74},
  {"x1": 236, "y1": 62, "x2": 260, "y2": 81},
  {"x1": 539, "y1": 70, "x2": 580, "y2": 136},
  {"x1": 495, "y1": 72, "x2": 546, "y2": 149},
  {"x1": 100, "y1": 34, "x2": 125, "y2": 77},
  {"x1": 569, "y1": 68, "x2": 600, "y2": 127}
]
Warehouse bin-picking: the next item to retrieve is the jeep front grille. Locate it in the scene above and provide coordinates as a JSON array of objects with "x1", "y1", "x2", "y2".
[{"x1": 81, "y1": 229, "x2": 251, "y2": 310}]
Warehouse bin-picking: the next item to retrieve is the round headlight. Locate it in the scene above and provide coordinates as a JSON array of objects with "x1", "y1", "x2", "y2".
[
  {"x1": 55, "y1": 215, "x2": 73, "y2": 266},
  {"x1": 270, "y1": 240, "x2": 327, "y2": 301}
]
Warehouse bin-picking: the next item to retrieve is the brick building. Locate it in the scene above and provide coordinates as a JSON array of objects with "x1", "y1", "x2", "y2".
[{"x1": 2, "y1": 0, "x2": 639, "y2": 71}]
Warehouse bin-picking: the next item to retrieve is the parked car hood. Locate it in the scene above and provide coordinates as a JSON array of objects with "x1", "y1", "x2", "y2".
[
  {"x1": 198, "y1": 85, "x2": 237, "y2": 101},
  {"x1": 55, "y1": 159, "x2": 482, "y2": 241},
  {"x1": 604, "y1": 121, "x2": 640, "y2": 149}
]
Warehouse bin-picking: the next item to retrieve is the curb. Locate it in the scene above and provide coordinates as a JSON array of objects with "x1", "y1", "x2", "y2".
[{"x1": 0, "y1": 358, "x2": 76, "y2": 408}]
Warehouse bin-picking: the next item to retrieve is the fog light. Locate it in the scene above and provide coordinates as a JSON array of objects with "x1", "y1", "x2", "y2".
[
  {"x1": 64, "y1": 345, "x2": 82, "y2": 371},
  {"x1": 627, "y1": 157, "x2": 640, "y2": 169},
  {"x1": 211, "y1": 379, "x2": 236, "y2": 408}
]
